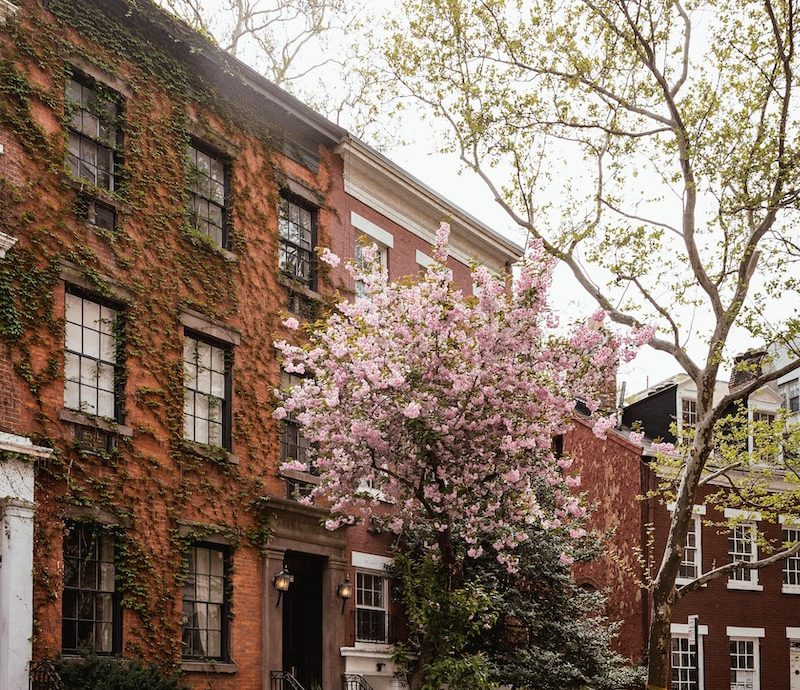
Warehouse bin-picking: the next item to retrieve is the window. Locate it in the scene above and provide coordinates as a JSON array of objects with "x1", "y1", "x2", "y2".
[
  {"x1": 64, "y1": 290, "x2": 121, "y2": 420},
  {"x1": 678, "y1": 515, "x2": 701, "y2": 582},
  {"x1": 728, "y1": 523, "x2": 758, "y2": 587},
  {"x1": 280, "y1": 370, "x2": 315, "y2": 500},
  {"x1": 681, "y1": 398, "x2": 697, "y2": 435},
  {"x1": 279, "y1": 194, "x2": 316, "y2": 287},
  {"x1": 730, "y1": 638, "x2": 759, "y2": 690},
  {"x1": 783, "y1": 527, "x2": 800, "y2": 591},
  {"x1": 75, "y1": 194, "x2": 116, "y2": 232},
  {"x1": 62, "y1": 524, "x2": 119, "y2": 655},
  {"x1": 65, "y1": 74, "x2": 121, "y2": 192},
  {"x1": 751, "y1": 410, "x2": 776, "y2": 461},
  {"x1": 183, "y1": 334, "x2": 230, "y2": 449},
  {"x1": 781, "y1": 379, "x2": 799, "y2": 414},
  {"x1": 671, "y1": 636, "x2": 697, "y2": 690},
  {"x1": 356, "y1": 571, "x2": 388, "y2": 643},
  {"x1": 354, "y1": 237, "x2": 388, "y2": 298},
  {"x1": 182, "y1": 544, "x2": 228, "y2": 660},
  {"x1": 186, "y1": 143, "x2": 228, "y2": 248}
]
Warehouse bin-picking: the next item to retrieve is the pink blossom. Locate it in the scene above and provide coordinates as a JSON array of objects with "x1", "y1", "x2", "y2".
[
  {"x1": 282, "y1": 317, "x2": 300, "y2": 330},
  {"x1": 592, "y1": 416, "x2": 616, "y2": 439},
  {"x1": 273, "y1": 221, "x2": 645, "y2": 572},
  {"x1": 569, "y1": 528, "x2": 587, "y2": 539},
  {"x1": 319, "y1": 247, "x2": 341, "y2": 267},
  {"x1": 591, "y1": 309, "x2": 606, "y2": 323},
  {"x1": 559, "y1": 552, "x2": 575, "y2": 566},
  {"x1": 651, "y1": 441, "x2": 677, "y2": 455},
  {"x1": 402, "y1": 401, "x2": 422, "y2": 419},
  {"x1": 628, "y1": 431, "x2": 644, "y2": 445}
]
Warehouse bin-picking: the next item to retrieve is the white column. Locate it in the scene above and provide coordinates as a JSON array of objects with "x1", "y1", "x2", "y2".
[{"x1": 0, "y1": 497, "x2": 35, "y2": 690}]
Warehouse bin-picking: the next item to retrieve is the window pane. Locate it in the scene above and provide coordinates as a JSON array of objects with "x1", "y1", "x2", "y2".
[
  {"x1": 62, "y1": 525, "x2": 116, "y2": 655},
  {"x1": 182, "y1": 546, "x2": 227, "y2": 660}
]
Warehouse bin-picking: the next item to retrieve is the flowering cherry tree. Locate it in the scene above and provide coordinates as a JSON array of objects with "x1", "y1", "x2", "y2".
[{"x1": 275, "y1": 224, "x2": 649, "y2": 573}]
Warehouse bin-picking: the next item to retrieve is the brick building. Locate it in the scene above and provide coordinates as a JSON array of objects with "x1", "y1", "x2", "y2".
[
  {"x1": 571, "y1": 370, "x2": 800, "y2": 690},
  {"x1": 0, "y1": 1, "x2": 522, "y2": 689}
]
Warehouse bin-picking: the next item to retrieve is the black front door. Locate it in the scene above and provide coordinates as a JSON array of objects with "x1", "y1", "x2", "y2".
[{"x1": 282, "y1": 551, "x2": 324, "y2": 689}]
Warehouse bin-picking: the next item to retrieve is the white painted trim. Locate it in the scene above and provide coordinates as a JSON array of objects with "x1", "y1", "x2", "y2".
[
  {"x1": 671, "y1": 623, "x2": 709, "y2": 635},
  {"x1": 782, "y1": 584, "x2": 800, "y2": 595},
  {"x1": 666, "y1": 503, "x2": 707, "y2": 515},
  {"x1": 416, "y1": 250, "x2": 434, "y2": 268},
  {"x1": 0, "y1": 433, "x2": 52, "y2": 459},
  {"x1": 351, "y1": 551, "x2": 393, "y2": 571},
  {"x1": 0, "y1": 232, "x2": 17, "y2": 259},
  {"x1": 727, "y1": 580, "x2": 763, "y2": 591},
  {"x1": 779, "y1": 514, "x2": 800, "y2": 526},
  {"x1": 727, "y1": 626, "x2": 765, "y2": 638},
  {"x1": 351, "y1": 212, "x2": 394, "y2": 249},
  {"x1": 725, "y1": 508, "x2": 762, "y2": 521},
  {"x1": 786, "y1": 627, "x2": 800, "y2": 639}
]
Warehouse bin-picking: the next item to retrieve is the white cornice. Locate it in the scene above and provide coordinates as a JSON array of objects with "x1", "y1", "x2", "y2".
[
  {"x1": 0, "y1": 432, "x2": 52, "y2": 459},
  {"x1": 0, "y1": 0, "x2": 19, "y2": 25},
  {"x1": 336, "y1": 138, "x2": 523, "y2": 271},
  {"x1": 0, "y1": 231, "x2": 17, "y2": 258}
]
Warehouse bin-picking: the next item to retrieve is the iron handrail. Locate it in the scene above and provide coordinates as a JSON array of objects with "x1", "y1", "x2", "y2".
[
  {"x1": 270, "y1": 670, "x2": 306, "y2": 690},
  {"x1": 342, "y1": 673, "x2": 376, "y2": 690},
  {"x1": 29, "y1": 659, "x2": 65, "y2": 690}
]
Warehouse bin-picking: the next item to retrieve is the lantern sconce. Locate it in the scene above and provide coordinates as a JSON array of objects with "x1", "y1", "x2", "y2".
[
  {"x1": 337, "y1": 574, "x2": 353, "y2": 613},
  {"x1": 273, "y1": 566, "x2": 294, "y2": 607}
]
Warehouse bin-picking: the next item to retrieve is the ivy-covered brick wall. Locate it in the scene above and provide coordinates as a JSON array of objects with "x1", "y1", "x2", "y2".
[{"x1": 0, "y1": 1, "x2": 346, "y2": 687}]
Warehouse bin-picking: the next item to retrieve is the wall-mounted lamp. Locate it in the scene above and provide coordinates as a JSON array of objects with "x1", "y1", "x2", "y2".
[
  {"x1": 273, "y1": 567, "x2": 294, "y2": 607},
  {"x1": 337, "y1": 574, "x2": 353, "y2": 612}
]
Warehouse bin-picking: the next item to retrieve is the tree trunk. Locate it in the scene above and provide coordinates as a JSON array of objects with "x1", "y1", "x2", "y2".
[{"x1": 646, "y1": 604, "x2": 673, "y2": 690}]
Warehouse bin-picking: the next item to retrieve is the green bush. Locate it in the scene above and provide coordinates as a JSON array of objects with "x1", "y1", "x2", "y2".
[{"x1": 54, "y1": 655, "x2": 188, "y2": 690}]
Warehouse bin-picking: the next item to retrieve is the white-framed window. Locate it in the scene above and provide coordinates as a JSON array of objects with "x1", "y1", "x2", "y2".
[
  {"x1": 668, "y1": 504, "x2": 705, "y2": 586},
  {"x1": 782, "y1": 524, "x2": 800, "y2": 593},
  {"x1": 681, "y1": 397, "x2": 697, "y2": 438},
  {"x1": 355, "y1": 570, "x2": 388, "y2": 643},
  {"x1": 670, "y1": 622, "x2": 706, "y2": 690},
  {"x1": 749, "y1": 409, "x2": 776, "y2": 461},
  {"x1": 728, "y1": 633, "x2": 762, "y2": 690},
  {"x1": 678, "y1": 514, "x2": 702, "y2": 583},
  {"x1": 64, "y1": 289, "x2": 121, "y2": 420},
  {"x1": 727, "y1": 522, "x2": 760, "y2": 590},
  {"x1": 354, "y1": 236, "x2": 388, "y2": 298},
  {"x1": 781, "y1": 379, "x2": 799, "y2": 415}
]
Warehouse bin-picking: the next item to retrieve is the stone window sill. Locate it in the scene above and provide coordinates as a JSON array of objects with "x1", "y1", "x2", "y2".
[
  {"x1": 62, "y1": 176, "x2": 133, "y2": 215},
  {"x1": 280, "y1": 468, "x2": 320, "y2": 484},
  {"x1": 60, "y1": 408, "x2": 133, "y2": 437},
  {"x1": 181, "y1": 660, "x2": 237, "y2": 674},
  {"x1": 277, "y1": 272, "x2": 322, "y2": 302},
  {"x1": 181, "y1": 228, "x2": 237, "y2": 263},
  {"x1": 180, "y1": 439, "x2": 239, "y2": 465},
  {"x1": 727, "y1": 580, "x2": 763, "y2": 592}
]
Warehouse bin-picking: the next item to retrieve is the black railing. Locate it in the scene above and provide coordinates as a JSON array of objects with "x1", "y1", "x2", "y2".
[
  {"x1": 29, "y1": 660, "x2": 64, "y2": 690},
  {"x1": 355, "y1": 610, "x2": 399, "y2": 644},
  {"x1": 343, "y1": 673, "x2": 376, "y2": 690},
  {"x1": 270, "y1": 670, "x2": 306, "y2": 690}
]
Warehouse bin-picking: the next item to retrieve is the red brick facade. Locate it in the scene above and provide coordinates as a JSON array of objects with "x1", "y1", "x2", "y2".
[{"x1": 570, "y1": 416, "x2": 800, "y2": 689}]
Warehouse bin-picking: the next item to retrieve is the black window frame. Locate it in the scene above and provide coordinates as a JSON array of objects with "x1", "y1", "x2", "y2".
[
  {"x1": 63, "y1": 285, "x2": 126, "y2": 423},
  {"x1": 61, "y1": 522, "x2": 122, "y2": 656},
  {"x1": 185, "y1": 139, "x2": 231, "y2": 249},
  {"x1": 182, "y1": 330, "x2": 233, "y2": 451},
  {"x1": 64, "y1": 69, "x2": 124, "y2": 193},
  {"x1": 278, "y1": 192, "x2": 317, "y2": 289},
  {"x1": 181, "y1": 542, "x2": 231, "y2": 662}
]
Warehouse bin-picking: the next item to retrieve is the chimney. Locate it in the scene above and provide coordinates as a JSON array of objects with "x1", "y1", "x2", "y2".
[{"x1": 729, "y1": 348, "x2": 767, "y2": 389}]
